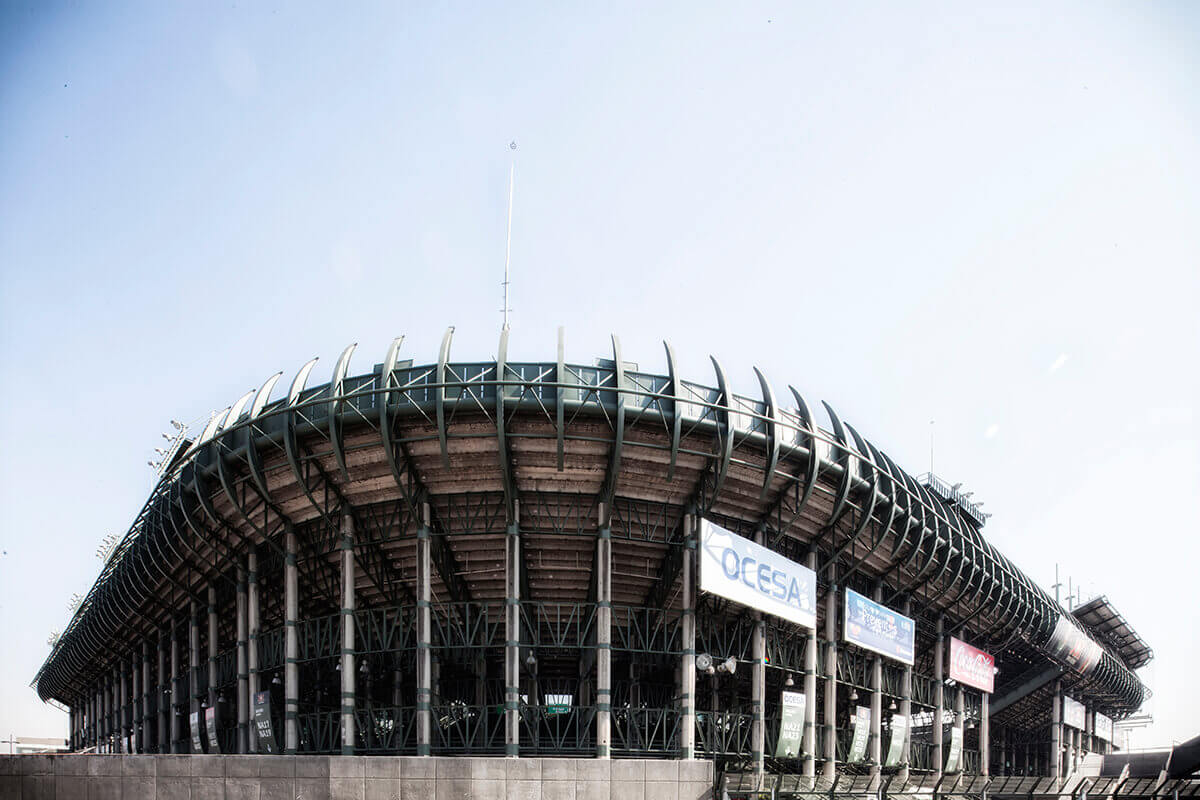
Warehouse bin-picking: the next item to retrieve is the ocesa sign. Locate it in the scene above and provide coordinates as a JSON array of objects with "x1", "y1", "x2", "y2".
[{"x1": 699, "y1": 520, "x2": 817, "y2": 629}]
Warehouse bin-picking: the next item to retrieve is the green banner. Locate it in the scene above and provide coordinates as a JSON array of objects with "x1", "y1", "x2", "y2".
[
  {"x1": 848, "y1": 705, "x2": 871, "y2": 763},
  {"x1": 774, "y1": 690, "x2": 807, "y2": 758},
  {"x1": 885, "y1": 714, "x2": 908, "y2": 767},
  {"x1": 945, "y1": 723, "x2": 963, "y2": 773}
]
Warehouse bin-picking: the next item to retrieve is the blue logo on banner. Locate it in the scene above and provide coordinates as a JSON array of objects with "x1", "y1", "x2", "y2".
[{"x1": 844, "y1": 588, "x2": 915, "y2": 665}]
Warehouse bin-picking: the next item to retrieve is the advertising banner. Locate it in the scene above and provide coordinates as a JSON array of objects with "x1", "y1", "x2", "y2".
[
  {"x1": 848, "y1": 706, "x2": 871, "y2": 763},
  {"x1": 1063, "y1": 695, "x2": 1086, "y2": 730},
  {"x1": 205, "y1": 707, "x2": 221, "y2": 754},
  {"x1": 189, "y1": 710, "x2": 204, "y2": 754},
  {"x1": 945, "y1": 723, "x2": 963, "y2": 773},
  {"x1": 775, "y1": 690, "x2": 807, "y2": 758},
  {"x1": 1095, "y1": 713, "x2": 1113, "y2": 742},
  {"x1": 844, "y1": 588, "x2": 915, "y2": 665},
  {"x1": 1047, "y1": 615, "x2": 1103, "y2": 676},
  {"x1": 949, "y1": 637, "x2": 995, "y2": 694},
  {"x1": 253, "y1": 690, "x2": 278, "y2": 754},
  {"x1": 885, "y1": 714, "x2": 908, "y2": 767},
  {"x1": 700, "y1": 520, "x2": 817, "y2": 629}
]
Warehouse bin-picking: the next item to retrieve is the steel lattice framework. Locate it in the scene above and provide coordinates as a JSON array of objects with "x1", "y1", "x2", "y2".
[{"x1": 34, "y1": 328, "x2": 1147, "y2": 768}]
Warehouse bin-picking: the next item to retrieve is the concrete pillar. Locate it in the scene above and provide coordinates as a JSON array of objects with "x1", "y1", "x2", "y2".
[
  {"x1": 132, "y1": 651, "x2": 141, "y2": 753},
  {"x1": 284, "y1": 527, "x2": 300, "y2": 754},
  {"x1": 954, "y1": 686, "x2": 964, "y2": 777},
  {"x1": 898, "y1": 598, "x2": 913, "y2": 784},
  {"x1": 236, "y1": 565, "x2": 249, "y2": 754},
  {"x1": 803, "y1": 550, "x2": 818, "y2": 781},
  {"x1": 142, "y1": 640, "x2": 152, "y2": 753},
  {"x1": 1051, "y1": 680, "x2": 1062, "y2": 780},
  {"x1": 981, "y1": 691, "x2": 990, "y2": 776},
  {"x1": 416, "y1": 503, "x2": 432, "y2": 756},
  {"x1": 822, "y1": 571, "x2": 838, "y2": 778},
  {"x1": 207, "y1": 584, "x2": 219, "y2": 714},
  {"x1": 341, "y1": 512, "x2": 357, "y2": 754},
  {"x1": 595, "y1": 503, "x2": 612, "y2": 758},
  {"x1": 190, "y1": 600, "x2": 201, "y2": 752},
  {"x1": 170, "y1": 620, "x2": 181, "y2": 752},
  {"x1": 158, "y1": 629, "x2": 168, "y2": 753},
  {"x1": 680, "y1": 514, "x2": 697, "y2": 760},
  {"x1": 119, "y1": 662, "x2": 129, "y2": 753},
  {"x1": 869, "y1": 586, "x2": 883, "y2": 782},
  {"x1": 934, "y1": 615, "x2": 945, "y2": 776},
  {"x1": 751, "y1": 528, "x2": 767, "y2": 785},
  {"x1": 247, "y1": 552, "x2": 260, "y2": 753},
  {"x1": 504, "y1": 501, "x2": 521, "y2": 757}
]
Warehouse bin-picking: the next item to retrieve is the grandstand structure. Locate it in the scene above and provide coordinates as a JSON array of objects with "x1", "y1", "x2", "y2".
[{"x1": 34, "y1": 328, "x2": 1153, "y2": 788}]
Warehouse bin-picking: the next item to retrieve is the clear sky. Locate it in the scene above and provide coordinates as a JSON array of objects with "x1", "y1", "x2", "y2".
[{"x1": 1, "y1": 2, "x2": 1197, "y2": 748}]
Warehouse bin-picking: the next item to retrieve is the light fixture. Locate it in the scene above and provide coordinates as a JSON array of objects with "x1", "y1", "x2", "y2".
[
  {"x1": 696, "y1": 654, "x2": 713, "y2": 673},
  {"x1": 784, "y1": 674, "x2": 795, "y2": 687},
  {"x1": 335, "y1": 662, "x2": 341, "y2": 672},
  {"x1": 272, "y1": 675, "x2": 281, "y2": 685},
  {"x1": 889, "y1": 700, "x2": 897, "y2": 711},
  {"x1": 525, "y1": 653, "x2": 537, "y2": 667},
  {"x1": 849, "y1": 689, "x2": 859, "y2": 702},
  {"x1": 359, "y1": 661, "x2": 368, "y2": 674}
]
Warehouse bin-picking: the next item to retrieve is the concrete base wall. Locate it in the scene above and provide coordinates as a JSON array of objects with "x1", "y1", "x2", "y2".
[{"x1": 0, "y1": 754, "x2": 714, "y2": 800}]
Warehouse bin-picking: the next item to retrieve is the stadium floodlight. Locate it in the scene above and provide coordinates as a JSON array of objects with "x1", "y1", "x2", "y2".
[
  {"x1": 717, "y1": 656, "x2": 737, "y2": 675},
  {"x1": 695, "y1": 653, "x2": 713, "y2": 672}
]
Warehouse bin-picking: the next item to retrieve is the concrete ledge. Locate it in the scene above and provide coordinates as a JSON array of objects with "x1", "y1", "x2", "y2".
[{"x1": 0, "y1": 755, "x2": 715, "y2": 800}]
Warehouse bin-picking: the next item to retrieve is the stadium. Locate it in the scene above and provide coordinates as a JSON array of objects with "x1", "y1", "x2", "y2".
[{"x1": 28, "y1": 327, "x2": 1172, "y2": 797}]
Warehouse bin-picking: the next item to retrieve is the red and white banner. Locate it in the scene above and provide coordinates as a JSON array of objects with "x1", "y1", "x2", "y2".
[{"x1": 949, "y1": 636, "x2": 995, "y2": 694}]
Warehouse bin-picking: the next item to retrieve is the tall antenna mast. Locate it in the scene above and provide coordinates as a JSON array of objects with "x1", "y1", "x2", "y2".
[{"x1": 502, "y1": 141, "x2": 516, "y2": 330}]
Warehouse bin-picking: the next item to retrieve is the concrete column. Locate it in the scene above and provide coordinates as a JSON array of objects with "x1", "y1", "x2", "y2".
[
  {"x1": 132, "y1": 651, "x2": 141, "y2": 753},
  {"x1": 822, "y1": 572, "x2": 838, "y2": 778},
  {"x1": 236, "y1": 565, "x2": 249, "y2": 754},
  {"x1": 120, "y1": 662, "x2": 129, "y2": 753},
  {"x1": 954, "y1": 686, "x2": 964, "y2": 777},
  {"x1": 595, "y1": 503, "x2": 612, "y2": 758},
  {"x1": 803, "y1": 550, "x2": 818, "y2": 781},
  {"x1": 1051, "y1": 680, "x2": 1062, "y2": 780},
  {"x1": 981, "y1": 691, "x2": 990, "y2": 776},
  {"x1": 171, "y1": 620, "x2": 181, "y2": 752},
  {"x1": 284, "y1": 528, "x2": 300, "y2": 754},
  {"x1": 189, "y1": 601, "x2": 201, "y2": 752},
  {"x1": 504, "y1": 501, "x2": 521, "y2": 757},
  {"x1": 934, "y1": 615, "x2": 945, "y2": 776},
  {"x1": 416, "y1": 503, "x2": 432, "y2": 756},
  {"x1": 142, "y1": 641, "x2": 152, "y2": 752},
  {"x1": 751, "y1": 528, "x2": 767, "y2": 785},
  {"x1": 869, "y1": 586, "x2": 883, "y2": 781},
  {"x1": 247, "y1": 552, "x2": 260, "y2": 753},
  {"x1": 158, "y1": 629, "x2": 168, "y2": 753},
  {"x1": 898, "y1": 598, "x2": 913, "y2": 784},
  {"x1": 680, "y1": 514, "x2": 697, "y2": 760},
  {"x1": 341, "y1": 512, "x2": 357, "y2": 754},
  {"x1": 207, "y1": 584, "x2": 219, "y2": 715}
]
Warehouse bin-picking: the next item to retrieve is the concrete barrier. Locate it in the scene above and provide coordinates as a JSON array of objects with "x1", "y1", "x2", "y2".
[{"x1": 0, "y1": 754, "x2": 715, "y2": 800}]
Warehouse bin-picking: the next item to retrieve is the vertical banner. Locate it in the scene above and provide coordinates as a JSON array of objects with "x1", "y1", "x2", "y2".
[
  {"x1": 205, "y1": 706, "x2": 221, "y2": 754},
  {"x1": 885, "y1": 714, "x2": 908, "y2": 767},
  {"x1": 188, "y1": 710, "x2": 204, "y2": 754},
  {"x1": 1063, "y1": 696, "x2": 1086, "y2": 730},
  {"x1": 848, "y1": 705, "x2": 871, "y2": 763},
  {"x1": 699, "y1": 521, "x2": 817, "y2": 629},
  {"x1": 949, "y1": 637, "x2": 996, "y2": 693},
  {"x1": 945, "y1": 723, "x2": 964, "y2": 773},
  {"x1": 844, "y1": 588, "x2": 916, "y2": 665},
  {"x1": 775, "y1": 690, "x2": 808, "y2": 758},
  {"x1": 253, "y1": 690, "x2": 278, "y2": 753}
]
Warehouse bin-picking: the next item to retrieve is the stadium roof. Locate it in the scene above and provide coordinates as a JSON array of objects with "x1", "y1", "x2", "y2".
[{"x1": 1072, "y1": 595, "x2": 1154, "y2": 670}]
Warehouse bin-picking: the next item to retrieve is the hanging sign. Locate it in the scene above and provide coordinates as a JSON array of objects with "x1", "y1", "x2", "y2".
[
  {"x1": 775, "y1": 690, "x2": 807, "y2": 758},
  {"x1": 205, "y1": 706, "x2": 220, "y2": 754},
  {"x1": 699, "y1": 521, "x2": 817, "y2": 629},
  {"x1": 1046, "y1": 615, "x2": 1103, "y2": 676},
  {"x1": 189, "y1": 710, "x2": 204, "y2": 754},
  {"x1": 949, "y1": 637, "x2": 996, "y2": 694},
  {"x1": 1063, "y1": 695, "x2": 1086, "y2": 730},
  {"x1": 945, "y1": 723, "x2": 964, "y2": 773},
  {"x1": 885, "y1": 714, "x2": 908, "y2": 767},
  {"x1": 253, "y1": 690, "x2": 278, "y2": 754},
  {"x1": 848, "y1": 705, "x2": 871, "y2": 763},
  {"x1": 844, "y1": 588, "x2": 915, "y2": 665},
  {"x1": 1095, "y1": 713, "x2": 1113, "y2": 742}
]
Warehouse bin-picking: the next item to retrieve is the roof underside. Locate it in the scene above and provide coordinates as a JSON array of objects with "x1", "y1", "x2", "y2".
[{"x1": 1073, "y1": 595, "x2": 1154, "y2": 670}]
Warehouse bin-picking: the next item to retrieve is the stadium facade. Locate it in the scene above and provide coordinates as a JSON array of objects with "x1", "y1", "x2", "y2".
[{"x1": 34, "y1": 328, "x2": 1152, "y2": 786}]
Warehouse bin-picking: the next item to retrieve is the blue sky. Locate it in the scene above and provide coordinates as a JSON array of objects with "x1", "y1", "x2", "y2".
[{"x1": 1, "y1": 2, "x2": 1197, "y2": 746}]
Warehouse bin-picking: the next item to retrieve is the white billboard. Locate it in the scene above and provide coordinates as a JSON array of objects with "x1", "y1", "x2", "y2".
[
  {"x1": 1063, "y1": 695, "x2": 1086, "y2": 730},
  {"x1": 699, "y1": 520, "x2": 817, "y2": 629},
  {"x1": 1095, "y1": 712, "x2": 1113, "y2": 742}
]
